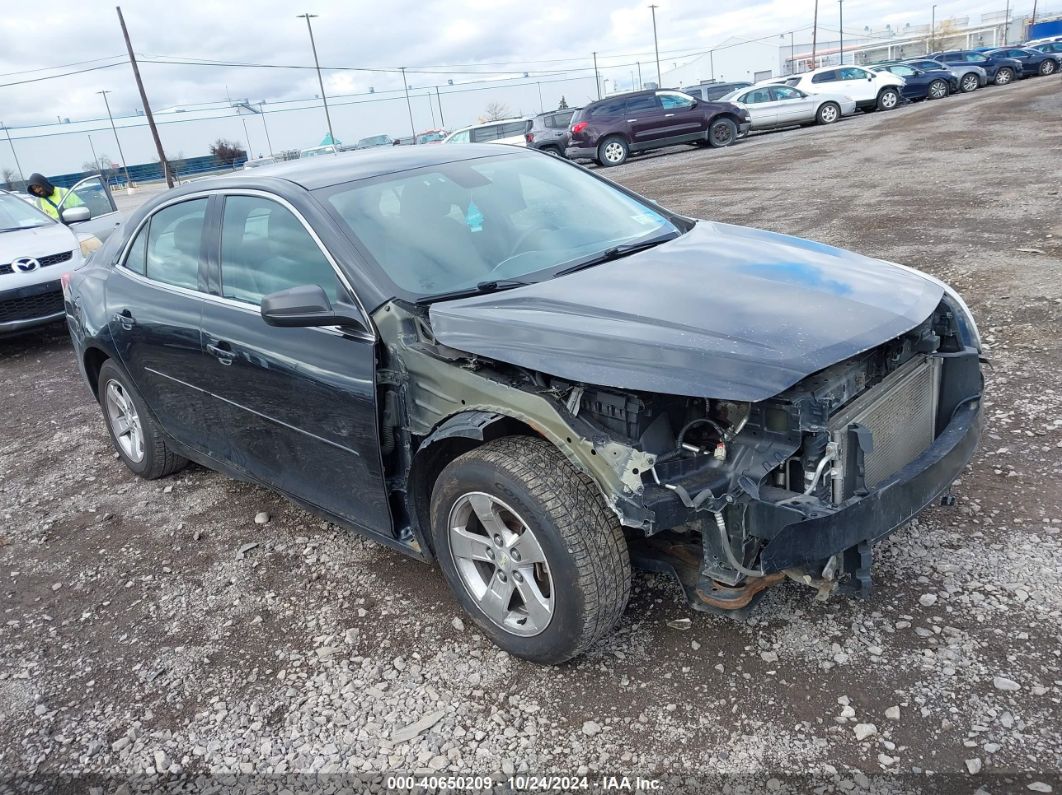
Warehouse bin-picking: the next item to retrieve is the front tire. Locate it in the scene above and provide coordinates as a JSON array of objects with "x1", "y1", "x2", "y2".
[
  {"x1": 708, "y1": 117, "x2": 738, "y2": 147},
  {"x1": 816, "y1": 101, "x2": 841, "y2": 125},
  {"x1": 596, "y1": 135, "x2": 629, "y2": 167},
  {"x1": 960, "y1": 73, "x2": 980, "y2": 93},
  {"x1": 927, "y1": 79, "x2": 949, "y2": 99},
  {"x1": 994, "y1": 67, "x2": 1014, "y2": 85},
  {"x1": 877, "y1": 87, "x2": 900, "y2": 111},
  {"x1": 1039, "y1": 60, "x2": 1057, "y2": 76},
  {"x1": 430, "y1": 436, "x2": 631, "y2": 664},
  {"x1": 98, "y1": 360, "x2": 187, "y2": 479}
]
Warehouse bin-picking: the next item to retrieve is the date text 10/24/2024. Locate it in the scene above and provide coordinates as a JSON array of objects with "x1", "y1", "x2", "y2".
[{"x1": 387, "y1": 775, "x2": 664, "y2": 791}]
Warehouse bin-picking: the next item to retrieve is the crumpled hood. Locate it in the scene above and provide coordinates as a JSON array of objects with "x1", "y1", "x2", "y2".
[{"x1": 428, "y1": 221, "x2": 944, "y2": 402}]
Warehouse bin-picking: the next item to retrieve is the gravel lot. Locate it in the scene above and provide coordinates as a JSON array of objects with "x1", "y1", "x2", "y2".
[{"x1": 2, "y1": 78, "x2": 1061, "y2": 793}]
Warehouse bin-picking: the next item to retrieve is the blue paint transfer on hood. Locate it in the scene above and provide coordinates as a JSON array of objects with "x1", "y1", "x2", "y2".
[{"x1": 428, "y1": 221, "x2": 945, "y2": 401}]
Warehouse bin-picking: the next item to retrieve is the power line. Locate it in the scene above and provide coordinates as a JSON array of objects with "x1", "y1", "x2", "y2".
[
  {"x1": 0, "y1": 54, "x2": 126, "y2": 78},
  {"x1": 0, "y1": 61, "x2": 127, "y2": 89}
]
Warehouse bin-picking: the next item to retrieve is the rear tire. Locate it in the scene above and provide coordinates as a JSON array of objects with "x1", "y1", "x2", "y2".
[
  {"x1": 430, "y1": 436, "x2": 631, "y2": 664},
  {"x1": 596, "y1": 136, "x2": 629, "y2": 167},
  {"x1": 876, "y1": 87, "x2": 900, "y2": 111},
  {"x1": 98, "y1": 360, "x2": 187, "y2": 480},
  {"x1": 960, "y1": 73, "x2": 980, "y2": 93},
  {"x1": 541, "y1": 145, "x2": 565, "y2": 158},
  {"x1": 927, "y1": 79, "x2": 949, "y2": 99},
  {"x1": 707, "y1": 118, "x2": 738, "y2": 147},
  {"x1": 1039, "y1": 60, "x2": 1057, "y2": 76},
  {"x1": 994, "y1": 67, "x2": 1014, "y2": 85},
  {"x1": 816, "y1": 101, "x2": 841, "y2": 125}
]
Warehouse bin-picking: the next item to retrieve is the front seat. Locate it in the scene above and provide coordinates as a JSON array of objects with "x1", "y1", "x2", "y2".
[{"x1": 397, "y1": 178, "x2": 488, "y2": 290}]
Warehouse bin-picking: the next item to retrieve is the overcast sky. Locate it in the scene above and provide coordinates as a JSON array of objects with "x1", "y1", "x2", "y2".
[{"x1": 0, "y1": 0, "x2": 1028, "y2": 175}]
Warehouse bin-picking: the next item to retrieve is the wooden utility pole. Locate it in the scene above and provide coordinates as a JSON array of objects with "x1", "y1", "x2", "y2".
[
  {"x1": 811, "y1": 0, "x2": 819, "y2": 68},
  {"x1": 116, "y1": 6, "x2": 173, "y2": 188}
]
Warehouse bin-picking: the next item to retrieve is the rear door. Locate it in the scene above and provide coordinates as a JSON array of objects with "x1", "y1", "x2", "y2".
[
  {"x1": 736, "y1": 86, "x2": 779, "y2": 128},
  {"x1": 106, "y1": 196, "x2": 213, "y2": 450},
  {"x1": 197, "y1": 191, "x2": 392, "y2": 536},
  {"x1": 622, "y1": 94, "x2": 666, "y2": 146},
  {"x1": 59, "y1": 175, "x2": 122, "y2": 242}
]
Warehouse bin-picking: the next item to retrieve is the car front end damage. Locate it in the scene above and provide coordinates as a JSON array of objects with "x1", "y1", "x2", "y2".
[{"x1": 375, "y1": 288, "x2": 982, "y2": 613}]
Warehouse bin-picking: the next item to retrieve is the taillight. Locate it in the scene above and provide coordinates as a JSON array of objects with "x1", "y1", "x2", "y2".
[
  {"x1": 571, "y1": 121, "x2": 589, "y2": 135},
  {"x1": 525, "y1": 132, "x2": 535, "y2": 143}
]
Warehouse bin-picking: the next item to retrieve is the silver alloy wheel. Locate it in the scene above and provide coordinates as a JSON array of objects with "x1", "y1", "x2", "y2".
[
  {"x1": 602, "y1": 141, "x2": 625, "y2": 164},
  {"x1": 996, "y1": 69, "x2": 1012, "y2": 85},
  {"x1": 104, "y1": 379, "x2": 144, "y2": 463},
  {"x1": 1041, "y1": 61, "x2": 1056, "y2": 75},
  {"x1": 961, "y1": 74, "x2": 979, "y2": 92},
  {"x1": 880, "y1": 90, "x2": 898, "y2": 109},
  {"x1": 448, "y1": 492, "x2": 554, "y2": 637},
  {"x1": 929, "y1": 80, "x2": 948, "y2": 99},
  {"x1": 819, "y1": 104, "x2": 838, "y2": 123}
]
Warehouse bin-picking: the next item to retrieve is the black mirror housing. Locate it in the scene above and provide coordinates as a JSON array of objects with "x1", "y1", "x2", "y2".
[{"x1": 260, "y1": 284, "x2": 367, "y2": 331}]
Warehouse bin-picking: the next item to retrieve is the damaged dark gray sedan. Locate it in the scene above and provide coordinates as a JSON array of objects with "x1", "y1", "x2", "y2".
[{"x1": 64, "y1": 145, "x2": 983, "y2": 663}]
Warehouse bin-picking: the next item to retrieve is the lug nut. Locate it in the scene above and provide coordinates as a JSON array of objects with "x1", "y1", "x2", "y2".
[
  {"x1": 511, "y1": 549, "x2": 521, "y2": 561},
  {"x1": 493, "y1": 535, "x2": 502, "y2": 546},
  {"x1": 486, "y1": 549, "x2": 494, "y2": 559},
  {"x1": 498, "y1": 573, "x2": 507, "y2": 582},
  {"x1": 513, "y1": 572, "x2": 523, "y2": 583}
]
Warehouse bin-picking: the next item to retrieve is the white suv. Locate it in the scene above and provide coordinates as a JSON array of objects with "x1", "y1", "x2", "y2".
[
  {"x1": 784, "y1": 65, "x2": 905, "y2": 112},
  {"x1": 0, "y1": 190, "x2": 87, "y2": 336},
  {"x1": 444, "y1": 118, "x2": 532, "y2": 147}
]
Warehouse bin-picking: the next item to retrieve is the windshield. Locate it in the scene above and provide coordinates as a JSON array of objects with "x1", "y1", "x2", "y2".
[
  {"x1": 417, "y1": 131, "x2": 446, "y2": 144},
  {"x1": 0, "y1": 192, "x2": 53, "y2": 231},
  {"x1": 320, "y1": 151, "x2": 681, "y2": 300}
]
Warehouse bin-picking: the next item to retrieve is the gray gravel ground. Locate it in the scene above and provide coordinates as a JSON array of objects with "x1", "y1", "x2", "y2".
[{"x1": 2, "y1": 77, "x2": 1061, "y2": 794}]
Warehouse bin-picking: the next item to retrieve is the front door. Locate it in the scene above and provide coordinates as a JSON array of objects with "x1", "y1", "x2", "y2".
[
  {"x1": 836, "y1": 67, "x2": 878, "y2": 103},
  {"x1": 656, "y1": 91, "x2": 708, "y2": 139},
  {"x1": 60, "y1": 175, "x2": 122, "y2": 242},
  {"x1": 106, "y1": 196, "x2": 213, "y2": 450},
  {"x1": 738, "y1": 86, "x2": 779, "y2": 128},
  {"x1": 770, "y1": 85, "x2": 817, "y2": 124},
  {"x1": 198, "y1": 193, "x2": 392, "y2": 536}
]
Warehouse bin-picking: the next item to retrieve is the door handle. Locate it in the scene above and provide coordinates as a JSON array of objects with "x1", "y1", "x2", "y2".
[
  {"x1": 664, "y1": 113, "x2": 675, "y2": 117},
  {"x1": 626, "y1": 118, "x2": 638, "y2": 122},
  {"x1": 112, "y1": 310, "x2": 135, "y2": 330},
  {"x1": 206, "y1": 342, "x2": 235, "y2": 365}
]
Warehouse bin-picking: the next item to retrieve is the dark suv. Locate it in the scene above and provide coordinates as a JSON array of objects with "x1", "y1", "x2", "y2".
[
  {"x1": 565, "y1": 89, "x2": 750, "y2": 166},
  {"x1": 928, "y1": 50, "x2": 1024, "y2": 85},
  {"x1": 525, "y1": 108, "x2": 579, "y2": 157},
  {"x1": 680, "y1": 81, "x2": 752, "y2": 102}
]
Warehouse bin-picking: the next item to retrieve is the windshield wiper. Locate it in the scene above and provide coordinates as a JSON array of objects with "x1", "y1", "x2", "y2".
[
  {"x1": 416, "y1": 278, "x2": 535, "y2": 305},
  {"x1": 553, "y1": 232, "x2": 679, "y2": 278}
]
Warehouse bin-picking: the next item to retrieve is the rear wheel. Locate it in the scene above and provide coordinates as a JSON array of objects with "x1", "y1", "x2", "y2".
[
  {"x1": 960, "y1": 73, "x2": 980, "y2": 93},
  {"x1": 816, "y1": 101, "x2": 841, "y2": 125},
  {"x1": 707, "y1": 118, "x2": 738, "y2": 147},
  {"x1": 98, "y1": 361, "x2": 187, "y2": 479},
  {"x1": 1039, "y1": 60, "x2": 1057, "y2": 76},
  {"x1": 994, "y1": 67, "x2": 1014, "y2": 85},
  {"x1": 597, "y1": 135, "x2": 629, "y2": 167},
  {"x1": 430, "y1": 436, "x2": 631, "y2": 664},
  {"x1": 877, "y1": 87, "x2": 900, "y2": 111},
  {"x1": 541, "y1": 145, "x2": 565, "y2": 158},
  {"x1": 927, "y1": 79, "x2": 949, "y2": 99}
]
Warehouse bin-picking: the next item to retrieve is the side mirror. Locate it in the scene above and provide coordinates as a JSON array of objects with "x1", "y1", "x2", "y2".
[
  {"x1": 260, "y1": 284, "x2": 367, "y2": 331},
  {"x1": 61, "y1": 206, "x2": 91, "y2": 224}
]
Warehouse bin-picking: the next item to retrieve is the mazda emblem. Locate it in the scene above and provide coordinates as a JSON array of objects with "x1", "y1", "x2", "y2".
[{"x1": 12, "y1": 257, "x2": 40, "y2": 273}]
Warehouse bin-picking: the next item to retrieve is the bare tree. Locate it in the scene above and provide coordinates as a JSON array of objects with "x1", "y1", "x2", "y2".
[
  {"x1": 1, "y1": 168, "x2": 17, "y2": 189},
  {"x1": 483, "y1": 101, "x2": 511, "y2": 121},
  {"x1": 210, "y1": 138, "x2": 247, "y2": 167}
]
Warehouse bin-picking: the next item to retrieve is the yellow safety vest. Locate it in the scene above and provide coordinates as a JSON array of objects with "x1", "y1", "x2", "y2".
[{"x1": 36, "y1": 187, "x2": 81, "y2": 220}]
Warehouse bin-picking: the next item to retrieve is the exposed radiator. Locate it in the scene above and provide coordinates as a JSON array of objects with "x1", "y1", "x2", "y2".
[{"x1": 828, "y1": 355, "x2": 942, "y2": 503}]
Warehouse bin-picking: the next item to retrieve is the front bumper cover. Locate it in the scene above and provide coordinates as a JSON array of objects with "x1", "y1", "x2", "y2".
[{"x1": 759, "y1": 396, "x2": 982, "y2": 572}]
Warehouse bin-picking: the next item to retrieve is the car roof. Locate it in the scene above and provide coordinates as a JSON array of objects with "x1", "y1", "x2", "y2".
[
  {"x1": 158, "y1": 143, "x2": 525, "y2": 192},
  {"x1": 454, "y1": 117, "x2": 531, "y2": 132}
]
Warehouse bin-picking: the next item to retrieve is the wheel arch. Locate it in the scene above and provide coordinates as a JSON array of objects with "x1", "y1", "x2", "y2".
[
  {"x1": 83, "y1": 346, "x2": 112, "y2": 400},
  {"x1": 407, "y1": 411, "x2": 543, "y2": 558}
]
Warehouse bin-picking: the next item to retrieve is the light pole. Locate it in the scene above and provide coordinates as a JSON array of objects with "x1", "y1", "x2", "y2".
[
  {"x1": 257, "y1": 102, "x2": 274, "y2": 157},
  {"x1": 426, "y1": 91, "x2": 436, "y2": 127},
  {"x1": 87, "y1": 134, "x2": 101, "y2": 173},
  {"x1": 1, "y1": 122, "x2": 24, "y2": 185},
  {"x1": 435, "y1": 86, "x2": 445, "y2": 127},
  {"x1": 96, "y1": 91, "x2": 133, "y2": 188},
  {"x1": 297, "y1": 13, "x2": 336, "y2": 148},
  {"x1": 592, "y1": 51, "x2": 601, "y2": 99},
  {"x1": 1002, "y1": 0, "x2": 1010, "y2": 44},
  {"x1": 838, "y1": 0, "x2": 844, "y2": 65},
  {"x1": 636, "y1": 61, "x2": 642, "y2": 89},
  {"x1": 536, "y1": 82, "x2": 544, "y2": 113},
  {"x1": 649, "y1": 4, "x2": 662, "y2": 86},
  {"x1": 931, "y1": 4, "x2": 937, "y2": 51},
  {"x1": 603, "y1": 78, "x2": 611, "y2": 95},
  {"x1": 400, "y1": 67, "x2": 416, "y2": 141}
]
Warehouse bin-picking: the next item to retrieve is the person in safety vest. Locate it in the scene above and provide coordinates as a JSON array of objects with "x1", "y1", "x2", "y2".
[{"x1": 26, "y1": 173, "x2": 82, "y2": 220}]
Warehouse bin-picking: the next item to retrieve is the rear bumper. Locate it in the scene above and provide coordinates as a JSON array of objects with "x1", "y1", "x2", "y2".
[
  {"x1": 758, "y1": 396, "x2": 982, "y2": 572},
  {"x1": 565, "y1": 144, "x2": 597, "y2": 160}
]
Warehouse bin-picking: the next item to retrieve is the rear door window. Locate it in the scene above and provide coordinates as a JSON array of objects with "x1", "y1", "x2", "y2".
[
  {"x1": 471, "y1": 125, "x2": 501, "y2": 143},
  {"x1": 589, "y1": 98, "x2": 628, "y2": 118},
  {"x1": 811, "y1": 70, "x2": 838, "y2": 83}
]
